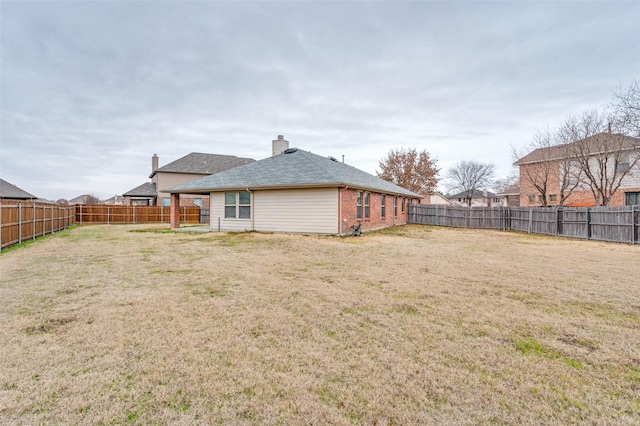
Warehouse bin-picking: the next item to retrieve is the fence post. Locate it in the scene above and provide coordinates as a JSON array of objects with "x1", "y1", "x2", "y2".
[
  {"x1": 79, "y1": 204, "x2": 82, "y2": 225},
  {"x1": 528, "y1": 208, "x2": 533, "y2": 234},
  {"x1": 18, "y1": 203, "x2": 22, "y2": 244},
  {"x1": 556, "y1": 207, "x2": 563, "y2": 236},
  {"x1": 133, "y1": 205, "x2": 136, "y2": 224},
  {"x1": 632, "y1": 205, "x2": 636, "y2": 245},
  {"x1": 585, "y1": 207, "x2": 590, "y2": 241},
  {"x1": 0, "y1": 203, "x2": 3, "y2": 251}
]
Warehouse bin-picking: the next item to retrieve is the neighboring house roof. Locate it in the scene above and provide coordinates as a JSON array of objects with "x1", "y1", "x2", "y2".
[
  {"x1": 68, "y1": 194, "x2": 99, "y2": 205},
  {"x1": 497, "y1": 183, "x2": 520, "y2": 197},
  {"x1": 166, "y1": 148, "x2": 421, "y2": 197},
  {"x1": 515, "y1": 133, "x2": 640, "y2": 165},
  {"x1": 449, "y1": 189, "x2": 497, "y2": 199},
  {"x1": 102, "y1": 195, "x2": 125, "y2": 204},
  {"x1": 150, "y1": 153, "x2": 255, "y2": 178},
  {"x1": 123, "y1": 182, "x2": 157, "y2": 197},
  {"x1": 0, "y1": 179, "x2": 37, "y2": 199}
]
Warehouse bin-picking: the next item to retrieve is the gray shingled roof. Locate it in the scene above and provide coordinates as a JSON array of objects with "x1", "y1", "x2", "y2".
[
  {"x1": 0, "y1": 179, "x2": 37, "y2": 199},
  {"x1": 449, "y1": 189, "x2": 497, "y2": 199},
  {"x1": 166, "y1": 148, "x2": 421, "y2": 197},
  {"x1": 515, "y1": 133, "x2": 640, "y2": 165},
  {"x1": 123, "y1": 182, "x2": 157, "y2": 197},
  {"x1": 150, "y1": 153, "x2": 255, "y2": 178}
]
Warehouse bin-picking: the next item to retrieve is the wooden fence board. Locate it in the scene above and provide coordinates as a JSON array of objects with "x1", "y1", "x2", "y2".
[
  {"x1": 409, "y1": 204, "x2": 639, "y2": 244},
  {"x1": 0, "y1": 202, "x2": 76, "y2": 250}
]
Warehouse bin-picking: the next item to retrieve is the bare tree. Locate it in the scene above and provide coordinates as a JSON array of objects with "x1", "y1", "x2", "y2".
[
  {"x1": 559, "y1": 110, "x2": 640, "y2": 206},
  {"x1": 445, "y1": 161, "x2": 495, "y2": 206},
  {"x1": 514, "y1": 127, "x2": 581, "y2": 206},
  {"x1": 493, "y1": 172, "x2": 518, "y2": 194},
  {"x1": 85, "y1": 194, "x2": 101, "y2": 205},
  {"x1": 377, "y1": 148, "x2": 439, "y2": 195},
  {"x1": 612, "y1": 79, "x2": 640, "y2": 137}
]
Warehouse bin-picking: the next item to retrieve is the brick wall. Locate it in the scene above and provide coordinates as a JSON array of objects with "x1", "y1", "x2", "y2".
[
  {"x1": 519, "y1": 160, "x2": 640, "y2": 207},
  {"x1": 340, "y1": 188, "x2": 414, "y2": 235}
]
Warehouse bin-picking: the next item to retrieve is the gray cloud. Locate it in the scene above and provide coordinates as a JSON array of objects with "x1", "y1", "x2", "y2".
[{"x1": 1, "y1": 1, "x2": 638, "y2": 200}]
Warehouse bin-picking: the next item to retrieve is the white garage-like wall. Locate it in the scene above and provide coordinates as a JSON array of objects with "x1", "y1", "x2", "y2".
[
  {"x1": 209, "y1": 188, "x2": 339, "y2": 234},
  {"x1": 253, "y1": 188, "x2": 339, "y2": 234}
]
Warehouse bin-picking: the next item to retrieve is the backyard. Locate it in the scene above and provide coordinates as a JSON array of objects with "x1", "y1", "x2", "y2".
[{"x1": 0, "y1": 224, "x2": 638, "y2": 425}]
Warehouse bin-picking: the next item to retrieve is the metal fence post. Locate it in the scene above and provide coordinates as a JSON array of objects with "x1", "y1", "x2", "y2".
[
  {"x1": 32, "y1": 203, "x2": 36, "y2": 240},
  {"x1": 18, "y1": 203, "x2": 22, "y2": 244}
]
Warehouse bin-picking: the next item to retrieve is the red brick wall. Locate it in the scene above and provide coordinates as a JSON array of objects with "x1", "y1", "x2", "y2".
[
  {"x1": 519, "y1": 161, "x2": 640, "y2": 207},
  {"x1": 340, "y1": 188, "x2": 414, "y2": 235}
]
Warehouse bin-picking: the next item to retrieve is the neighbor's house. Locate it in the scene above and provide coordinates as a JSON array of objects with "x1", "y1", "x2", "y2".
[
  {"x1": 0, "y1": 179, "x2": 37, "y2": 201},
  {"x1": 448, "y1": 189, "x2": 503, "y2": 207},
  {"x1": 496, "y1": 183, "x2": 520, "y2": 207},
  {"x1": 515, "y1": 132, "x2": 640, "y2": 207},
  {"x1": 68, "y1": 195, "x2": 100, "y2": 205},
  {"x1": 123, "y1": 183, "x2": 157, "y2": 206},
  {"x1": 420, "y1": 192, "x2": 452, "y2": 205},
  {"x1": 123, "y1": 151, "x2": 255, "y2": 207},
  {"x1": 165, "y1": 138, "x2": 421, "y2": 235}
]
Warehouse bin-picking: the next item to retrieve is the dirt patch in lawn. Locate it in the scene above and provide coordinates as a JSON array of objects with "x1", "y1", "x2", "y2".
[{"x1": 1, "y1": 224, "x2": 639, "y2": 424}]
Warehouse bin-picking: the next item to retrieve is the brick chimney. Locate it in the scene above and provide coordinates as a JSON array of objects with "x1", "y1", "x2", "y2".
[
  {"x1": 152, "y1": 154, "x2": 159, "y2": 173},
  {"x1": 272, "y1": 135, "x2": 289, "y2": 156}
]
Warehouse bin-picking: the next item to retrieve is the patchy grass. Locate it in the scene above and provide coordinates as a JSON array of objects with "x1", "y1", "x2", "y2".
[{"x1": 0, "y1": 223, "x2": 639, "y2": 424}]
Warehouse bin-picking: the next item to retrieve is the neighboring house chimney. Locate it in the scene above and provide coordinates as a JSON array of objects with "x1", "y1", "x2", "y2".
[
  {"x1": 272, "y1": 135, "x2": 289, "y2": 156},
  {"x1": 152, "y1": 154, "x2": 159, "y2": 173}
]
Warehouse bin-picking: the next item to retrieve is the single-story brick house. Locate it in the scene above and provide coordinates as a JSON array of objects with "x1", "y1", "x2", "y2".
[{"x1": 165, "y1": 140, "x2": 421, "y2": 235}]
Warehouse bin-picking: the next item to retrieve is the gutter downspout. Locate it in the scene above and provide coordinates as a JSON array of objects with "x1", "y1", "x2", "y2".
[{"x1": 339, "y1": 185, "x2": 348, "y2": 236}]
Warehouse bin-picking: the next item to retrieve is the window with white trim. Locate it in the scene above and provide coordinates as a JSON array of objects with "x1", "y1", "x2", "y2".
[
  {"x1": 224, "y1": 191, "x2": 251, "y2": 219},
  {"x1": 364, "y1": 192, "x2": 370, "y2": 219},
  {"x1": 381, "y1": 195, "x2": 386, "y2": 218}
]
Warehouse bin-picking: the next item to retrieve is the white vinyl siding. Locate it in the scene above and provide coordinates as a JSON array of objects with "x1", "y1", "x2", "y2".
[
  {"x1": 254, "y1": 188, "x2": 339, "y2": 234},
  {"x1": 210, "y1": 188, "x2": 339, "y2": 234},
  {"x1": 210, "y1": 192, "x2": 253, "y2": 232}
]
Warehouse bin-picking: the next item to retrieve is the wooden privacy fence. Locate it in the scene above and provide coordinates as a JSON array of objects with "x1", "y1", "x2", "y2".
[
  {"x1": 409, "y1": 204, "x2": 640, "y2": 244},
  {"x1": 75, "y1": 205, "x2": 201, "y2": 224},
  {"x1": 0, "y1": 202, "x2": 76, "y2": 250}
]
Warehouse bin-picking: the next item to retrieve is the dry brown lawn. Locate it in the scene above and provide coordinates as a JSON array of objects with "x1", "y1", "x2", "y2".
[{"x1": 1, "y1": 224, "x2": 639, "y2": 425}]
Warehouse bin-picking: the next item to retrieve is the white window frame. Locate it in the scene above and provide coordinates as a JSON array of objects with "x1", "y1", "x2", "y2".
[{"x1": 224, "y1": 191, "x2": 251, "y2": 219}]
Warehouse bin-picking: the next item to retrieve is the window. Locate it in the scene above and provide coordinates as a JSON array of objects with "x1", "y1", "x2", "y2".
[
  {"x1": 394, "y1": 197, "x2": 398, "y2": 217},
  {"x1": 538, "y1": 195, "x2": 544, "y2": 203},
  {"x1": 356, "y1": 192, "x2": 370, "y2": 219},
  {"x1": 364, "y1": 193, "x2": 370, "y2": 219},
  {"x1": 617, "y1": 154, "x2": 630, "y2": 174},
  {"x1": 225, "y1": 191, "x2": 251, "y2": 219},
  {"x1": 401, "y1": 198, "x2": 405, "y2": 212},
  {"x1": 528, "y1": 195, "x2": 535, "y2": 203},
  {"x1": 162, "y1": 197, "x2": 170, "y2": 207},
  {"x1": 194, "y1": 198, "x2": 202, "y2": 207},
  {"x1": 625, "y1": 192, "x2": 640, "y2": 206},
  {"x1": 549, "y1": 194, "x2": 557, "y2": 202},
  {"x1": 381, "y1": 195, "x2": 386, "y2": 218}
]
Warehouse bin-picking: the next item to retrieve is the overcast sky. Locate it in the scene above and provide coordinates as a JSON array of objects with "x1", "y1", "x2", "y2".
[{"x1": 1, "y1": 1, "x2": 639, "y2": 201}]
